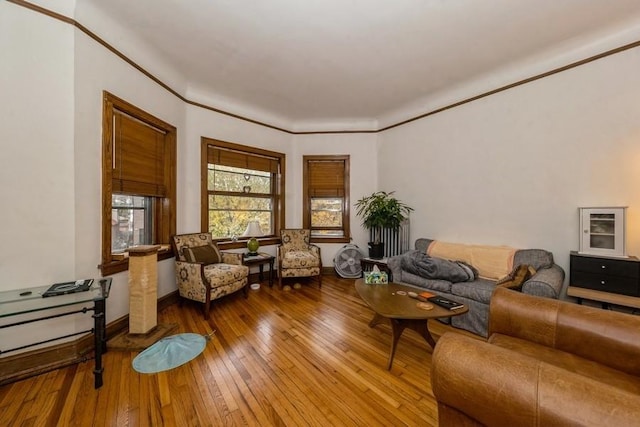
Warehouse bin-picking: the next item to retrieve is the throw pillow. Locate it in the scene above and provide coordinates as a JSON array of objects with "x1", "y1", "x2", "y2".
[
  {"x1": 183, "y1": 244, "x2": 220, "y2": 265},
  {"x1": 495, "y1": 264, "x2": 535, "y2": 291}
]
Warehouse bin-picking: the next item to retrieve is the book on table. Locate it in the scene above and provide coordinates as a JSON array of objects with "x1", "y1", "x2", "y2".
[
  {"x1": 416, "y1": 291, "x2": 435, "y2": 302},
  {"x1": 428, "y1": 295, "x2": 465, "y2": 310},
  {"x1": 42, "y1": 279, "x2": 94, "y2": 298}
]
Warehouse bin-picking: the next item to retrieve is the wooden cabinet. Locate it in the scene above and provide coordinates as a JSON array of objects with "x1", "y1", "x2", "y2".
[
  {"x1": 578, "y1": 207, "x2": 627, "y2": 257},
  {"x1": 570, "y1": 251, "x2": 640, "y2": 297}
]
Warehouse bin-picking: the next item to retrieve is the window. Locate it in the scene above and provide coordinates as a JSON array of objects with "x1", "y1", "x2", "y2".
[
  {"x1": 202, "y1": 138, "x2": 285, "y2": 242},
  {"x1": 101, "y1": 91, "x2": 176, "y2": 275},
  {"x1": 303, "y1": 155, "x2": 350, "y2": 243},
  {"x1": 111, "y1": 195, "x2": 152, "y2": 252}
]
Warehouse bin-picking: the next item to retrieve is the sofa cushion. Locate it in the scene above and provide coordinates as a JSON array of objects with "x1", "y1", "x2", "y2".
[
  {"x1": 513, "y1": 249, "x2": 553, "y2": 270},
  {"x1": 489, "y1": 333, "x2": 640, "y2": 395},
  {"x1": 496, "y1": 264, "x2": 535, "y2": 291},
  {"x1": 450, "y1": 278, "x2": 496, "y2": 305},
  {"x1": 183, "y1": 244, "x2": 220, "y2": 265},
  {"x1": 399, "y1": 271, "x2": 453, "y2": 293}
]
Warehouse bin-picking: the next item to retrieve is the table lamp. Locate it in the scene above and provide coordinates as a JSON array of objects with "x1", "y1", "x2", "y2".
[{"x1": 243, "y1": 220, "x2": 263, "y2": 255}]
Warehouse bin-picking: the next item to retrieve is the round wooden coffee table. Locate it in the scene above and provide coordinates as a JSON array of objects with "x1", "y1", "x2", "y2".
[{"x1": 355, "y1": 278, "x2": 468, "y2": 370}]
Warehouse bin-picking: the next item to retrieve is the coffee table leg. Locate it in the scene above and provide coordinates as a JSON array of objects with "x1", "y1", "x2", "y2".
[
  {"x1": 368, "y1": 313, "x2": 385, "y2": 328},
  {"x1": 368, "y1": 314, "x2": 436, "y2": 370},
  {"x1": 411, "y1": 319, "x2": 436, "y2": 349},
  {"x1": 388, "y1": 318, "x2": 406, "y2": 370},
  {"x1": 387, "y1": 319, "x2": 435, "y2": 370}
]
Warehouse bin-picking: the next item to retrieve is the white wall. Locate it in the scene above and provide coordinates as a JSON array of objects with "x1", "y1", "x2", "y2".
[
  {"x1": 378, "y1": 47, "x2": 640, "y2": 295},
  {"x1": 0, "y1": 2, "x2": 77, "y2": 352},
  {"x1": 0, "y1": 3, "x2": 76, "y2": 286}
]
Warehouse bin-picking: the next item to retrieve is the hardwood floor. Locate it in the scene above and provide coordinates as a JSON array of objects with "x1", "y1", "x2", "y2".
[{"x1": 0, "y1": 276, "x2": 475, "y2": 426}]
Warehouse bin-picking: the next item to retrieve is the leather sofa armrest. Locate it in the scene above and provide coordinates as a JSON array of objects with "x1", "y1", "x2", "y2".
[
  {"x1": 432, "y1": 333, "x2": 640, "y2": 427},
  {"x1": 521, "y1": 264, "x2": 564, "y2": 298},
  {"x1": 489, "y1": 287, "x2": 565, "y2": 348},
  {"x1": 488, "y1": 288, "x2": 640, "y2": 374}
]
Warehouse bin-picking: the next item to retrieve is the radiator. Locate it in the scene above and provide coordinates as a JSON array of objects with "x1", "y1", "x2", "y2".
[{"x1": 369, "y1": 219, "x2": 410, "y2": 258}]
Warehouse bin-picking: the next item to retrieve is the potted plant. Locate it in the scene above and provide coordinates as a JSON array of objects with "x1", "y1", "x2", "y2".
[{"x1": 355, "y1": 191, "x2": 413, "y2": 259}]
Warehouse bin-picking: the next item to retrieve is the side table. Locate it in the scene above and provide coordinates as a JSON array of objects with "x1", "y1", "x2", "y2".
[
  {"x1": 361, "y1": 257, "x2": 393, "y2": 281},
  {"x1": 569, "y1": 251, "x2": 640, "y2": 310},
  {"x1": 243, "y1": 253, "x2": 276, "y2": 286},
  {"x1": 0, "y1": 278, "x2": 112, "y2": 388}
]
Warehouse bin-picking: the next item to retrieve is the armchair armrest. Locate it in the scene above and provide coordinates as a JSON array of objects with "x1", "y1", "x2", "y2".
[
  {"x1": 174, "y1": 260, "x2": 209, "y2": 298},
  {"x1": 521, "y1": 264, "x2": 564, "y2": 298},
  {"x1": 489, "y1": 287, "x2": 640, "y2": 374},
  {"x1": 221, "y1": 251, "x2": 243, "y2": 265},
  {"x1": 432, "y1": 333, "x2": 640, "y2": 427},
  {"x1": 309, "y1": 244, "x2": 321, "y2": 258}
]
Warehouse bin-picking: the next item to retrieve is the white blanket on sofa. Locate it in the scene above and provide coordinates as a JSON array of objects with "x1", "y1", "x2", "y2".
[{"x1": 427, "y1": 240, "x2": 516, "y2": 280}]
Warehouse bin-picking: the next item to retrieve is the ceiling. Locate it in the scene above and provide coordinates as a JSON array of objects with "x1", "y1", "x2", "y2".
[{"x1": 83, "y1": 0, "x2": 640, "y2": 131}]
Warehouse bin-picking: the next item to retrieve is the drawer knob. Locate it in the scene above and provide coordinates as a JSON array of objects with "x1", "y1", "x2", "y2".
[
  {"x1": 601, "y1": 280, "x2": 606, "y2": 285},
  {"x1": 601, "y1": 265, "x2": 606, "y2": 269}
]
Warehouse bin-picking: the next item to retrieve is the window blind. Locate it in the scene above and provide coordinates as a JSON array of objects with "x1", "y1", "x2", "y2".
[
  {"x1": 112, "y1": 111, "x2": 168, "y2": 197},
  {"x1": 207, "y1": 146, "x2": 279, "y2": 173},
  {"x1": 308, "y1": 159, "x2": 345, "y2": 197}
]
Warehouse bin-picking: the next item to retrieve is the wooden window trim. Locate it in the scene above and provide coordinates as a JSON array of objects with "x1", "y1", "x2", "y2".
[
  {"x1": 201, "y1": 137, "x2": 285, "y2": 240},
  {"x1": 100, "y1": 91, "x2": 176, "y2": 275},
  {"x1": 303, "y1": 155, "x2": 351, "y2": 244}
]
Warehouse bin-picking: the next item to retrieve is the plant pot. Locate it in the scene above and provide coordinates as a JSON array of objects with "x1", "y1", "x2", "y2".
[{"x1": 368, "y1": 242, "x2": 385, "y2": 259}]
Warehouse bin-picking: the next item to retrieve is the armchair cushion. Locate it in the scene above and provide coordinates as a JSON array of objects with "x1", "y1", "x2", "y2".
[
  {"x1": 183, "y1": 244, "x2": 220, "y2": 265},
  {"x1": 281, "y1": 250, "x2": 320, "y2": 269}
]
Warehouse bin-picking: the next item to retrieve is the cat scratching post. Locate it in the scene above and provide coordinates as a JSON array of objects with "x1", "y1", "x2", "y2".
[
  {"x1": 128, "y1": 245, "x2": 160, "y2": 334},
  {"x1": 108, "y1": 245, "x2": 177, "y2": 351}
]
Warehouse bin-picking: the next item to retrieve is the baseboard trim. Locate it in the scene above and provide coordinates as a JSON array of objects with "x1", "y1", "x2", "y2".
[{"x1": 0, "y1": 290, "x2": 179, "y2": 386}]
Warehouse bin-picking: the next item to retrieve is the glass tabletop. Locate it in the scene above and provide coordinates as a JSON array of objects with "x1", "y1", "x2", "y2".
[{"x1": 0, "y1": 278, "x2": 112, "y2": 318}]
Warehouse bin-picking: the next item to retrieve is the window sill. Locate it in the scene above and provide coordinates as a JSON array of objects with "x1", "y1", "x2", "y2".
[
  {"x1": 310, "y1": 237, "x2": 351, "y2": 244},
  {"x1": 100, "y1": 248, "x2": 174, "y2": 276}
]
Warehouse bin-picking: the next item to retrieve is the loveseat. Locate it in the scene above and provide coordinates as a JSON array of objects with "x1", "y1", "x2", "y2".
[
  {"x1": 387, "y1": 238, "x2": 564, "y2": 337},
  {"x1": 431, "y1": 288, "x2": 640, "y2": 426}
]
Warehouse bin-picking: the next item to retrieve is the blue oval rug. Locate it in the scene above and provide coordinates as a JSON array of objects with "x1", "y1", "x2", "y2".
[{"x1": 132, "y1": 333, "x2": 207, "y2": 374}]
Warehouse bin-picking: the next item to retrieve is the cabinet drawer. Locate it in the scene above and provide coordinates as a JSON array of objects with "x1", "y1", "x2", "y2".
[
  {"x1": 571, "y1": 256, "x2": 640, "y2": 278},
  {"x1": 571, "y1": 271, "x2": 639, "y2": 296}
]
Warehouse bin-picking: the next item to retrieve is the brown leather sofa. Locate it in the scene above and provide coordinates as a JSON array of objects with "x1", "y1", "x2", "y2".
[{"x1": 431, "y1": 287, "x2": 640, "y2": 426}]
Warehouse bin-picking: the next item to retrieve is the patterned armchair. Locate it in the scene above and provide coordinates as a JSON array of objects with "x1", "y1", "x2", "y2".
[
  {"x1": 172, "y1": 233, "x2": 249, "y2": 319},
  {"x1": 277, "y1": 229, "x2": 322, "y2": 289}
]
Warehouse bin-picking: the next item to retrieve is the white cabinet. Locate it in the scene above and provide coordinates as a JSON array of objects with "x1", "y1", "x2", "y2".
[{"x1": 579, "y1": 207, "x2": 627, "y2": 258}]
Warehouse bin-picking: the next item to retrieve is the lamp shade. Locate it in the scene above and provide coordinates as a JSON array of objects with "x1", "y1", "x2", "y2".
[
  {"x1": 243, "y1": 221, "x2": 263, "y2": 255},
  {"x1": 242, "y1": 221, "x2": 263, "y2": 237}
]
